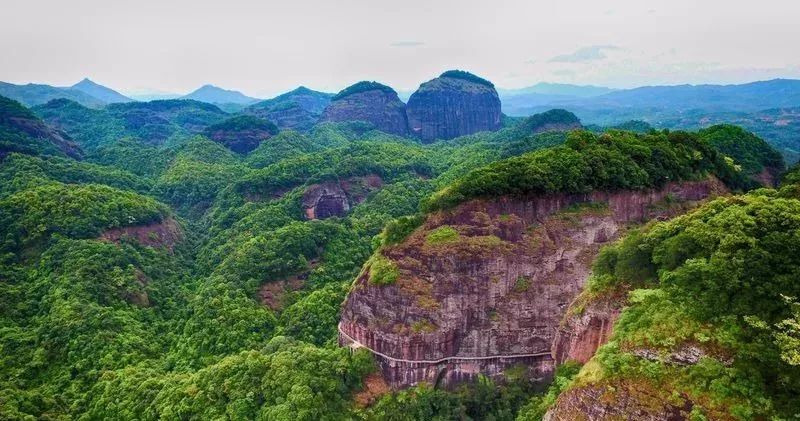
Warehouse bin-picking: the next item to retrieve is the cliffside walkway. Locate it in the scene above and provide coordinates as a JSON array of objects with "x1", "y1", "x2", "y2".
[{"x1": 338, "y1": 323, "x2": 552, "y2": 364}]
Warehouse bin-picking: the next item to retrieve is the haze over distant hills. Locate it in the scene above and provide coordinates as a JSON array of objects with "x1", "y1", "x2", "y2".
[
  {"x1": 0, "y1": 79, "x2": 132, "y2": 108},
  {"x1": 126, "y1": 90, "x2": 181, "y2": 101},
  {"x1": 243, "y1": 86, "x2": 333, "y2": 131},
  {"x1": 181, "y1": 84, "x2": 260, "y2": 106},
  {"x1": 1, "y1": 67, "x2": 798, "y2": 420},
  {"x1": 2, "y1": 75, "x2": 800, "y2": 160},
  {"x1": 498, "y1": 82, "x2": 616, "y2": 98},
  {"x1": 0, "y1": 81, "x2": 108, "y2": 108},
  {"x1": 502, "y1": 79, "x2": 800, "y2": 117},
  {"x1": 5, "y1": 76, "x2": 800, "y2": 119},
  {"x1": 71, "y1": 78, "x2": 132, "y2": 104}
]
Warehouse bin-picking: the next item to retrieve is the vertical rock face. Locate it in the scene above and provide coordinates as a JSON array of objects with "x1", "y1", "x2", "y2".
[
  {"x1": 406, "y1": 70, "x2": 502, "y2": 142},
  {"x1": 552, "y1": 293, "x2": 623, "y2": 365},
  {"x1": 203, "y1": 115, "x2": 279, "y2": 154},
  {"x1": 302, "y1": 175, "x2": 384, "y2": 220},
  {"x1": 302, "y1": 183, "x2": 350, "y2": 219},
  {"x1": 98, "y1": 217, "x2": 183, "y2": 252},
  {"x1": 543, "y1": 381, "x2": 695, "y2": 421},
  {"x1": 320, "y1": 82, "x2": 408, "y2": 136},
  {"x1": 339, "y1": 178, "x2": 727, "y2": 389}
]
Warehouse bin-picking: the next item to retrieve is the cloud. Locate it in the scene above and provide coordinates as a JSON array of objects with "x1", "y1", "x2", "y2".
[
  {"x1": 390, "y1": 41, "x2": 425, "y2": 48},
  {"x1": 552, "y1": 69, "x2": 577, "y2": 77},
  {"x1": 549, "y1": 45, "x2": 620, "y2": 63}
]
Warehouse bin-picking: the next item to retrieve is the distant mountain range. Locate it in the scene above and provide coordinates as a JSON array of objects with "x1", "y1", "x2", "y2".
[
  {"x1": 181, "y1": 85, "x2": 260, "y2": 106},
  {"x1": 243, "y1": 86, "x2": 333, "y2": 131},
  {"x1": 71, "y1": 78, "x2": 132, "y2": 103},
  {"x1": 0, "y1": 79, "x2": 132, "y2": 108},
  {"x1": 3, "y1": 77, "x2": 800, "y2": 132},
  {"x1": 0, "y1": 80, "x2": 263, "y2": 110},
  {"x1": 502, "y1": 79, "x2": 800, "y2": 117},
  {"x1": 499, "y1": 82, "x2": 616, "y2": 98},
  {"x1": 0, "y1": 81, "x2": 107, "y2": 108}
]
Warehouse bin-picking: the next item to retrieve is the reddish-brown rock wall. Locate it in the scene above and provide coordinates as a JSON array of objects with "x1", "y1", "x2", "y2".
[
  {"x1": 339, "y1": 178, "x2": 727, "y2": 389},
  {"x1": 98, "y1": 217, "x2": 182, "y2": 251}
]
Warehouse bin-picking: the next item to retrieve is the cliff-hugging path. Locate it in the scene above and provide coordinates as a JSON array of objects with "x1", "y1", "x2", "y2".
[
  {"x1": 339, "y1": 178, "x2": 728, "y2": 388},
  {"x1": 339, "y1": 323, "x2": 551, "y2": 364}
]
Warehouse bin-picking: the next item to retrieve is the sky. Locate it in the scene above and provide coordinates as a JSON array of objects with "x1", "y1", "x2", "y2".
[{"x1": 2, "y1": 0, "x2": 800, "y2": 98}]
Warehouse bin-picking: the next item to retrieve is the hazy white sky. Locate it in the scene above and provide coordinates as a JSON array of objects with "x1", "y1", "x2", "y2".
[{"x1": 2, "y1": 0, "x2": 800, "y2": 97}]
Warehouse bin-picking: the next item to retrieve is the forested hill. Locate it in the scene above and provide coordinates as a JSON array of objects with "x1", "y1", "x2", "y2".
[{"x1": 0, "y1": 89, "x2": 796, "y2": 420}]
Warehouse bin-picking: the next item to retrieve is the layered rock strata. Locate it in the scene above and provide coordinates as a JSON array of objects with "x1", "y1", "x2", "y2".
[
  {"x1": 339, "y1": 178, "x2": 727, "y2": 388},
  {"x1": 302, "y1": 175, "x2": 383, "y2": 220},
  {"x1": 406, "y1": 71, "x2": 502, "y2": 142},
  {"x1": 320, "y1": 83, "x2": 408, "y2": 136}
]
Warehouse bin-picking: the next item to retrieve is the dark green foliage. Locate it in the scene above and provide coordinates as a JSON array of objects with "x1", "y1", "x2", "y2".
[
  {"x1": 204, "y1": 114, "x2": 278, "y2": 134},
  {"x1": 0, "y1": 182, "x2": 168, "y2": 252},
  {"x1": 580, "y1": 190, "x2": 800, "y2": 418},
  {"x1": 651, "y1": 194, "x2": 800, "y2": 322},
  {"x1": 35, "y1": 97, "x2": 229, "y2": 152},
  {"x1": 86, "y1": 338, "x2": 374, "y2": 420},
  {"x1": 517, "y1": 109, "x2": 580, "y2": 132},
  {"x1": 0, "y1": 95, "x2": 82, "y2": 159},
  {"x1": 202, "y1": 115, "x2": 279, "y2": 154},
  {"x1": 611, "y1": 120, "x2": 653, "y2": 133},
  {"x1": 589, "y1": 229, "x2": 657, "y2": 292},
  {"x1": 235, "y1": 141, "x2": 433, "y2": 199},
  {"x1": 91, "y1": 137, "x2": 177, "y2": 177},
  {"x1": 245, "y1": 130, "x2": 318, "y2": 168},
  {"x1": 33, "y1": 98, "x2": 127, "y2": 151},
  {"x1": 440, "y1": 70, "x2": 495, "y2": 87},
  {"x1": 1, "y1": 109, "x2": 792, "y2": 420},
  {"x1": 332, "y1": 81, "x2": 397, "y2": 101},
  {"x1": 0, "y1": 153, "x2": 151, "y2": 197},
  {"x1": 214, "y1": 220, "x2": 334, "y2": 293},
  {"x1": 783, "y1": 162, "x2": 800, "y2": 185},
  {"x1": 0, "y1": 94, "x2": 37, "y2": 120},
  {"x1": 151, "y1": 137, "x2": 246, "y2": 215},
  {"x1": 516, "y1": 362, "x2": 581, "y2": 420},
  {"x1": 381, "y1": 214, "x2": 425, "y2": 245},
  {"x1": 365, "y1": 374, "x2": 536, "y2": 420},
  {"x1": 698, "y1": 124, "x2": 785, "y2": 180},
  {"x1": 278, "y1": 283, "x2": 348, "y2": 346},
  {"x1": 424, "y1": 129, "x2": 747, "y2": 211}
]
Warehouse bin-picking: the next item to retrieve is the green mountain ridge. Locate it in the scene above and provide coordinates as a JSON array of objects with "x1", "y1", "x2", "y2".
[{"x1": 0, "y1": 81, "x2": 798, "y2": 420}]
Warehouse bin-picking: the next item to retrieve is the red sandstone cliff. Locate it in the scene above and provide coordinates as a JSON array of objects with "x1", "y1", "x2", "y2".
[{"x1": 339, "y1": 178, "x2": 727, "y2": 389}]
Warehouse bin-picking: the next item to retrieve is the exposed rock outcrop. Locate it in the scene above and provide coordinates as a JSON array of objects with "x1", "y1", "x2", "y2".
[
  {"x1": 321, "y1": 82, "x2": 408, "y2": 136},
  {"x1": 203, "y1": 115, "x2": 279, "y2": 154},
  {"x1": 406, "y1": 70, "x2": 502, "y2": 142},
  {"x1": 544, "y1": 380, "x2": 695, "y2": 421},
  {"x1": 0, "y1": 95, "x2": 82, "y2": 159},
  {"x1": 99, "y1": 217, "x2": 183, "y2": 251},
  {"x1": 302, "y1": 175, "x2": 383, "y2": 220},
  {"x1": 553, "y1": 292, "x2": 623, "y2": 365},
  {"x1": 339, "y1": 178, "x2": 727, "y2": 389},
  {"x1": 259, "y1": 278, "x2": 305, "y2": 311},
  {"x1": 4, "y1": 115, "x2": 82, "y2": 159},
  {"x1": 303, "y1": 183, "x2": 349, "y2": 219}
]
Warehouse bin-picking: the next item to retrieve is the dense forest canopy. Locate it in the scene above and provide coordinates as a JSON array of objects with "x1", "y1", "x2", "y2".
[
  {"x1": 0, "y1": 89, "x2": 797, "y2": 420},
  {"x1": 332, "y1": 81, "x2": 398, "y2": 101},
  {"x1": 439, "y1": 70, "x2": 495, "y2": 88}
]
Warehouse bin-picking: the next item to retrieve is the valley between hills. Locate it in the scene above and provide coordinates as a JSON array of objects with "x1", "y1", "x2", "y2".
[{"x1": 1, "y1": 70, "x2": 799, "y2": 420}]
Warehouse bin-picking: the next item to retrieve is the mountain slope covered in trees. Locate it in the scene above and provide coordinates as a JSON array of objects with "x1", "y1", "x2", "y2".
[{"x1": 0, "y1": 86, "x2": 798, "y2": 420}]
